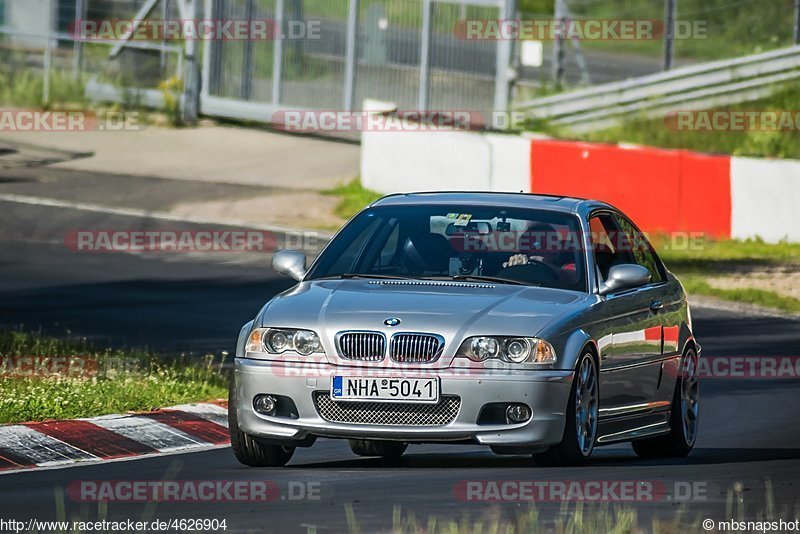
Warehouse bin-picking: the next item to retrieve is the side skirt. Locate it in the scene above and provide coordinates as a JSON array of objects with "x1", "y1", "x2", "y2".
[{"x1": 596, "y1": 411, "x2": 671, "y2": 445}]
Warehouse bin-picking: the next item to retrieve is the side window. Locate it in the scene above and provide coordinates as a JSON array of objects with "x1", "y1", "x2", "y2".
[
  {"x1": 613, "y1": 214, "x2": 665, "y2": 283},
  {"x1": 588, "y1": 214, "x2": 635, "y2": 282}
]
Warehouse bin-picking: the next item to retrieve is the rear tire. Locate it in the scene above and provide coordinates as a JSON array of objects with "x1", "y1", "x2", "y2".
[
  {"x1": 348, "y1": 439, "x2": 408, "y2": 458},
  {"x1": 533, "y1": 352, "x2": 598, "y2": 467},
  {"x1": 228, "y1": 381, "x2": 295, "y2": 467},
  {"x1": 632, "y1": 347, "x2": 699, "y2": 459}
]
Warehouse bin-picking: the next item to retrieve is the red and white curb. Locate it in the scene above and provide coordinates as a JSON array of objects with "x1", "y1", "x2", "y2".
[{"x1": 0, "y1": 402, "x2": 230, "y2": 475}]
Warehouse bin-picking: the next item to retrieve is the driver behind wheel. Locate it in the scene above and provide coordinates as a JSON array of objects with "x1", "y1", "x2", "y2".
[{"x1": 503, "y1": 223, "x2": 571, "y2": 270}]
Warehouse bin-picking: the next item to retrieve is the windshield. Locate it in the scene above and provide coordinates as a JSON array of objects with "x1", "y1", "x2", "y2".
[{"x1": 307, "y1": 204, "x2": 588, "y2": 292}]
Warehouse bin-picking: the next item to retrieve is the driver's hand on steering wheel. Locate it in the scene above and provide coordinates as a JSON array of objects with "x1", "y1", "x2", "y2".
[
  {"x1": 503, "y1": 254, "x2": 528, "y2": 268},
  {"x1": 503, "y1": 254, "x2": 546, "y2": 268}
]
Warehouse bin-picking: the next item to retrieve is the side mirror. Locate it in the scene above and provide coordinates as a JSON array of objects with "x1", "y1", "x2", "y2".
[
  {"x1": 272, "y1": 250, "x2": 307, "y2": 281},
  {"x1": 599, "y1": 264, "x2": 651, "y2": 296}
]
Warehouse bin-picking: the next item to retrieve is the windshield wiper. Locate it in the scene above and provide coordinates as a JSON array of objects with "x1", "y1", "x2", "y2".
[
  {"x1": 338, "y1": 273, "x2": 416, "y2": 281},
  {"x1": 450, "y1": 275, "x2": 534, "y2": 286}
]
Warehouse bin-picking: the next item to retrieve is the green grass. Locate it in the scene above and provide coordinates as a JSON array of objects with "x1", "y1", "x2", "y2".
[
  {"x1": 656, "y1": 237, "x2": 800, "y2": 270},
  {"x1": 323, "y1": 177, "x2": 384, "y2": 220},
  {"x1": 528, "y1": 83, "x2": 800, "y2": 159},
  {"x1": 0, "y1": 331, "x2": 227, "y2": 425},
  {"x1": 544, "y1": 0, "x2": 794, "y2": 62},
  {"x1": 343, "y1": 479, "x2": 798, "y2": 534},
  {"x1": 654, "y1": 238, "x2": 800, "y2": 313},
  {"x1": 0, "y1": 68, "x2": 89, "y2": 109},
  {"x1": 678, "y1": 276, "x2": 800, "y2": 313}
]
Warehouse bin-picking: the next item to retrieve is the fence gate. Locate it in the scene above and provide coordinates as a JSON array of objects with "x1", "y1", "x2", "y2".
[{"x1": 201, "y1": 0, "x2": 516, "y2": 127}]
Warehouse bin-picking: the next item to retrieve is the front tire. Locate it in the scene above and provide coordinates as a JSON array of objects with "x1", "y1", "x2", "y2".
[
  {"x1": 533, "y1": 352, "x2": 599, "y2": 467},
  {"x1": 228, "y1": 381, "x2": 295, "y2": 467},
  {"x1": 633, "y1": 347, "x2": 699, "y2": 458},
  {"x1": 348, "y1": 439, "x2": 408, "y2": 458}
]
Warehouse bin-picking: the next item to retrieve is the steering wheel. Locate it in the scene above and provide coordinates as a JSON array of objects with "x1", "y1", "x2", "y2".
[{"x1": 498, "y1": 258, "x2": 561, "y2": 285}]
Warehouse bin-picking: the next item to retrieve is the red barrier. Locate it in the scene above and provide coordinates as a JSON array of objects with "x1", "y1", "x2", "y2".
[
  {"x1": 677, "y1": 150, "x2": 731, "y2": 237},
  {"x1": 530, "y1": 140, "x2": 731, "y2": 238}
]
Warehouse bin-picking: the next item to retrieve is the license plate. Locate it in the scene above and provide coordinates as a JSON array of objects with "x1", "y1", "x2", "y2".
[{"x1": 332, "y1": 376, "x2": 439, "y2": 403}]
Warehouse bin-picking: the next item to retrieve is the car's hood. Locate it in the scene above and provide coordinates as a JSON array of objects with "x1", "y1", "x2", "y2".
[{"x1": 258, "y1": 279, "x2": 590, "y2": 366}]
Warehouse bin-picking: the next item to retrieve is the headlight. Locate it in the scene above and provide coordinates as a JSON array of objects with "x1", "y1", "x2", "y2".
[
  {"x1": 469, "y1": 337, "x2": 500, "y2": 361},
  {"x1": 456, "y1": 337, "x2": 556, "y2": 365},
  {"x1": 246, "y1": 328, "x2": 324, "y2": 355}
]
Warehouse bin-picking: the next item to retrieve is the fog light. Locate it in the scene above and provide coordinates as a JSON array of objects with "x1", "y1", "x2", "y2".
[
  {"x1": 506, "y1": 404, "x2": 532, "y2": 423},
  {"x1": 253, "y1": 394, "x2": 277, "y2": 416}
]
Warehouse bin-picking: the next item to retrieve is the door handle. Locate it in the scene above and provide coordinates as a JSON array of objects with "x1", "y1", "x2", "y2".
[{"x1": 650, "y1": 300, "x2": 664, "y2": 312}]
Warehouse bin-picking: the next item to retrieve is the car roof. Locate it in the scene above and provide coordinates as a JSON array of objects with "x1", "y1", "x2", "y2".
[{"x1": 370, "y1": 191, "x2": 615, "y2": 216}]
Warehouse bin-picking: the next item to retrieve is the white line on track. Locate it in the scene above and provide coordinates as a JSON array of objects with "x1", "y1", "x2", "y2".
[{"x1": 0, "y1": 193, "x2": 331, "y2": 237}]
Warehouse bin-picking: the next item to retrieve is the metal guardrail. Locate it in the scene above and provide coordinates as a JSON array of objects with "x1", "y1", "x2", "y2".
[{"x1": 514, "y1": 45, "x2": 800, "y2": 132}]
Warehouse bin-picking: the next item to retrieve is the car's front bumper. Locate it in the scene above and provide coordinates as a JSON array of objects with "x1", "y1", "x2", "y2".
[{"x1": 234, "y1": 358, "x2": 573, "y2": 447}]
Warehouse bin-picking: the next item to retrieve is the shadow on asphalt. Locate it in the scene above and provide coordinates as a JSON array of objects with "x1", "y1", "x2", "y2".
[
  {"x1": 0, "y1": 277, "x2": 293, "y2": 353},
  {"x1": 290, "y1": 447, "x2": 800, "y2": 470}
]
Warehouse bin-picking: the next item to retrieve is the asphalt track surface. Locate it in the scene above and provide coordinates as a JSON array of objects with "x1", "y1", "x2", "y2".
[{"x1": 1, "y1": 196, "x2": 799, "y2": 533}]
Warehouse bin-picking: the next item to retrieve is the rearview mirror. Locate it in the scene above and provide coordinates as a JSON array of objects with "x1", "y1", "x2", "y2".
[
  {"x1": 272, "y1": 250, "x2": 307, "y2": 281},
  {"x1": 445, "y1": 221, "x2": 491, "y2": 236},
  {"x1": 598, "y1": 264, "x2": 651, "y2": 296}
]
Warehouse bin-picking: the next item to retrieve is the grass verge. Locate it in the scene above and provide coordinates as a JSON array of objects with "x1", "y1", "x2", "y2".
[
  {"x1": 0, "y1": 331, "x2": 227, "y2": 425},
  {"x1": 678, "y1": 276, "x2": 800, "y2": 313},
  {"x1": 655, "y1": 238, "x2": 800, "y2": 313},
  {"x1": 323, "y1": 178, "x2": 384, "y2": 220},
  {"x1": 344, "y1": 479, "x2": 797, "y2": 534}
]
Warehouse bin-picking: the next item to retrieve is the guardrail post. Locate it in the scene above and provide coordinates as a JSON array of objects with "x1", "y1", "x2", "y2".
[
  {"x1": 240, "y1": 0, "x2": 255, "y2": 100},
  {"x1": 418, "y1": 0, "x2": 433, "y2": 112},
  {"x1": 183, "y1": 0, "x2": 202, "y2": 122},
  {"x1": 343, "y1": 0, "x2": 359, "y2": 111},
  {"x1": 73, "y1": 0, "x2": 85, "y2": 80},
  {"x1": 795, "y1": 0, "x2": 800, "y2": 45},
  {"x1": 552, "y1": 0, "x2": 565, "y2": 89},
  {"x1": 663, "y1": 0, "x2": 677, "y2": 71},
  {"x1": 493, "y1": 0, "x2": 516, "y2": 128},
  {"x1": 272, "y1": 0, "x2": 285, "y2": 106},
  {"x1": 43, "y1": 36, "x2": 53, "y2": 106}
]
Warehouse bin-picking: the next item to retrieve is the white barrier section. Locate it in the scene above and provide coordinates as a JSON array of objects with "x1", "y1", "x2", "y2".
[
  {"x1": 361, "y1": 128, "x2": 492, "y2": 193},
  {"x1": 361, "y1": 125, "x2": 531, "y2": 194},
  {"x1": 731, "y1": 157, "x2": 800, "y2": 243},
  {"x1": 485, "y1": 134, "x2": 533, "y2": 193}
]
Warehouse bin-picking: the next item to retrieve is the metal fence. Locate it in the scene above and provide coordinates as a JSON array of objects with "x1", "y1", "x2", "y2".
[
  {"x1": 2, "y1": 0, "x2": 799, "y2": 130},
  {"x1": 0, "y1": 0, "x2": 513, "y2": 127},
  {"x1": 0, "y1": 0, "x2": 183, "y2": 109},
  {"x1": 516, "y1": 0, "x2": 800, "y2": 94},
  {"x1": 202, "y1": 0, "x2": 514, "y2": 125}
]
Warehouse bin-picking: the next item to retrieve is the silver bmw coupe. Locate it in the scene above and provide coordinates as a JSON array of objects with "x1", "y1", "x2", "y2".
[{"x1": 229, "y1": 192, "x2": 700, "y2": 467}]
